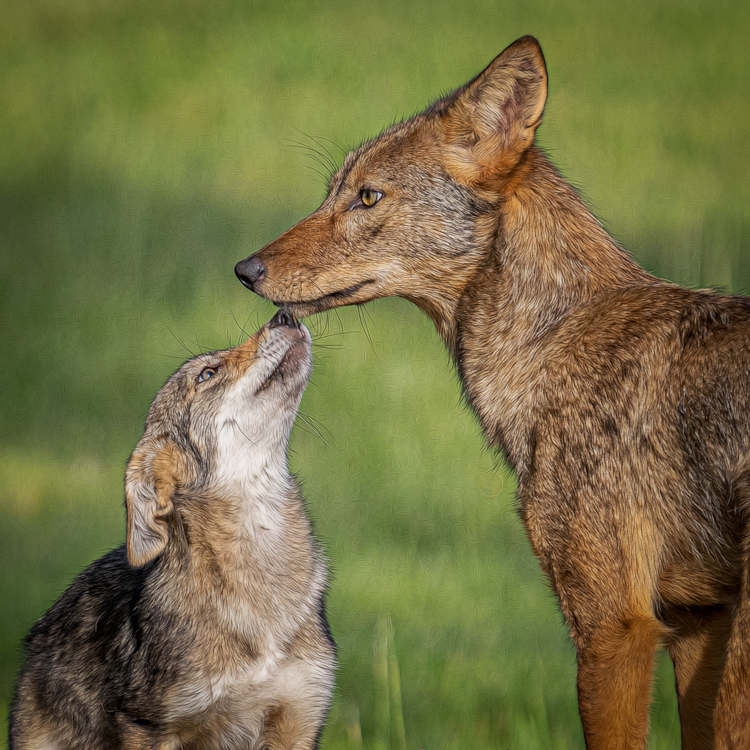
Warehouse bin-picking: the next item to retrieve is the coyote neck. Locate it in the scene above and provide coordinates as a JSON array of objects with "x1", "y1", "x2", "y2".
[
  {"x1": 452, "y1": 150, "x2": 652, "y2": 471},
  {"x1": 160, "y1": 491, "x2": 325, "y2": 639}
]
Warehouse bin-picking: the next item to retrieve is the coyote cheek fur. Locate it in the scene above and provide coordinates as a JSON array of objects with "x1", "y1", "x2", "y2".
[{"x1": 236, "y1": 37, "x2": 750, "y2": 749}]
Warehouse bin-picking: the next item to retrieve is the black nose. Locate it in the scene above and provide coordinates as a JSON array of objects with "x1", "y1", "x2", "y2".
[
  {"x1": 269, "y1": 309, "x2": 299, "y2": 329},
  {"x1": 235, "y1": 256, "x2": 266, "y2": 290}
]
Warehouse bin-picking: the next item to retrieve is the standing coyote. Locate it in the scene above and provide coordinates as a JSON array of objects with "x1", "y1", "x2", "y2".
[
  {"x1": 11, "y1": 311, "x2": 335, "y2": 750},
  {"x1": 235, "y1": 36, "x2": 750, "y2": 749}
]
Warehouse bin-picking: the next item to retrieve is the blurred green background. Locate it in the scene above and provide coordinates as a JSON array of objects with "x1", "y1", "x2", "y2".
[{"x1": 1, "y1": 0, "x2": 748, "y2": 747}]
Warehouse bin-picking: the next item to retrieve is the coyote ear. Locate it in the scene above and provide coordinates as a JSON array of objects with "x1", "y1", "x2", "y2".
[
  {"x1": 125, "y1": 437, "x2": 180, "y2": 567},
  {"x1": 438, "y1": 36, "x2": 548, "y2": 187}
]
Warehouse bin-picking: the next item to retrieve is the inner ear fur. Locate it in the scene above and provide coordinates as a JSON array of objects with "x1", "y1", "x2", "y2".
[
  {"x1": 125, "y1": 436, "x2": 190, "y2": 567},
  {"x1": 438, "y1": 36, "x2": 548, "y2": 187}
]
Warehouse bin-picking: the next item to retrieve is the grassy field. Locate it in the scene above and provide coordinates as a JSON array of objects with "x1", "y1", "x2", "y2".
[{"x1": 1, "y1": 0, "x2": 749, "y2": 747}]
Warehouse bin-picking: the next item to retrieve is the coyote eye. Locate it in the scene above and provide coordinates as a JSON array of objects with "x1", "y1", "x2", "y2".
[
  {"x1": 359, "y1": 188, "x2": 383, "y2": 208},
  {"x1": 197, "y1": 367, "x2": 217, "y2": 384}
]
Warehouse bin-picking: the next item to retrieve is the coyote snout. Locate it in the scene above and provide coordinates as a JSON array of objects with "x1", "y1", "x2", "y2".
[
  {"x1": 11, "y1": 310, "x2": 335, "y2": 750},
  {"x1": 236, "y1": 36, "x2": 750, "y2": 749}
]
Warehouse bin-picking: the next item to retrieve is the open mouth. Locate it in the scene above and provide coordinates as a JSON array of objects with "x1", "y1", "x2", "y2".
[{"x1": 271, "y1": 279, "x2": 376, "y2": 311}]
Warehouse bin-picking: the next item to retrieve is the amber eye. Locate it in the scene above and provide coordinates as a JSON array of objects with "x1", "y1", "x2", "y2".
[
  {"x1": 197, "y1": 367, "x2": 217, "y2": 384},
  {"x1": 360, "y1": 188, "x2": 383, "y2": 208}
]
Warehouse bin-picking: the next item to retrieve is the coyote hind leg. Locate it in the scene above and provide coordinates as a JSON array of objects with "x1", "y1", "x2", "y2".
[
  {"x1": 662, "y1": 604, "x2": 732, "y2": 750},
  {"x1": 713, "y1": 592, "x2": 750, "y2": 747},
  {"x1": 713, "y1": 475, "x2": 750, "y2": 749}
]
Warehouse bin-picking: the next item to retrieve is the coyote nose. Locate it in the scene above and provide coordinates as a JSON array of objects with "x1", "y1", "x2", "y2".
[
  {"x1": 269, "y1": 309, "x2": 299, "y2": 329},
  {"x1": 235, "y1": 256, "x2": 266, "y2": 290}
]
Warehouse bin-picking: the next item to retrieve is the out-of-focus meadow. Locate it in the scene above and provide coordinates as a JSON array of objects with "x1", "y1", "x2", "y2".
[{"x1": 1, "y1": 0, "x2": 748, "y2": 747}]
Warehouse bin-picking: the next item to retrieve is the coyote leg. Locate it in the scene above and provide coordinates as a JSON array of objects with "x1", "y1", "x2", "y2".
[
  {"x1": 662, "y1": 604, "x2": 732, "y2": 750},
  {"x1": 714, "y1": 596, "x2": 750, "y2": 748},
  {"x1": 576, "y1": 616, "x2": 664, "y2": 750}
]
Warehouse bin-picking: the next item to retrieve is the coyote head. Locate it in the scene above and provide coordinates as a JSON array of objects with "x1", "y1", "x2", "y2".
[{"x1": 235, "y1": 37, "x2": 547, "y2": 340}]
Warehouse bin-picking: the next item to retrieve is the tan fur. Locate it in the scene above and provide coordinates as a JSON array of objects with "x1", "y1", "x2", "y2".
[
  {"x1": 236, "y1": 37, "x2": 750, "y2": 748},
  {"x1": 11, "y1": 313, "x2": 335, "y2": 750}
]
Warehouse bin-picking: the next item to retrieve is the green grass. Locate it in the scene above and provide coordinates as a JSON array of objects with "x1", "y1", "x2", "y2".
[{"x1": 1, "y1": 0, "x2": 749, "y2": 746}]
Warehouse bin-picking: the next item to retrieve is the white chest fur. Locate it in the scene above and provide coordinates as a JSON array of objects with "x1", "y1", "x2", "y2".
[{"x1": 164, "y1": 632, "x2": 334, "y2": 749}]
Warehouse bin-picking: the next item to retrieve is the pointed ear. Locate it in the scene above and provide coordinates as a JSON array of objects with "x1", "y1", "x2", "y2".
[
  {"x1": 125, "y1": 437, "x2": 181, "y2": 567},
  {"x1": 437, "y1": 36, "x2": 548, "y2": 187}
]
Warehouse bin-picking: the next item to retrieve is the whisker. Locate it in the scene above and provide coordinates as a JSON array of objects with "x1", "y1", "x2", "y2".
[
  {"x1": 306, "y1": 278, "x2": 348, "y2": 334},
  {"x1": 306, "y1": 132, "x2": 348, "y2": 158},
  {"x1": 311, "y1": 330, "x2": 357, "y2": 340},
  {"x1": 168, "y1": 327, "x2": 198, "y2": 357},
  {"x1": 286, "y1": 139, "x2": 337, "y2": 177},
  {"x1": 298, "y1": 409, "x2": 332, "y2": 438},
  {"x1": 157, "y1": 353, "x2": 194, "y2": 362},
  {"x1": 295, "y1": 411, "x2": 333, "y2": 450},
  {"x1": 331, "y1": 308, "x2": 346, "y2": 335},
  {"x1": 228, "y1": 419, "x2": 257, "y2": 446},
  {"x1": 232, "y1": 311, "x2": 252, "y2": 341},
  {"x1": 358, "y1": 307, "x2": 380, "y2": 364},
  {"x1": 290, "y1": 131, "x2": 340, "y2": 173},
  {"x1": 301, "y1": 161, "x2": 332, "y2": 184}
]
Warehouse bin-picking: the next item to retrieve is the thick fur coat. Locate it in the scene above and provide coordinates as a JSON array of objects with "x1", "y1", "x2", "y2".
[
  {"x1": 11, "y1": 312, "x2": 335, "y2": 750},
  {"x1": 236, "y1": 37, "x2": 750, "y2": 750}
]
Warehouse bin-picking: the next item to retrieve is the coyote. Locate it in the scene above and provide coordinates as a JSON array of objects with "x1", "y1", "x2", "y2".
[
  {"x1": 10, "y1": 311, "x2": 335, "y2": 750},
  {"x1": 235, "y1": 36, "x2": 750, "y2": 749}
]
